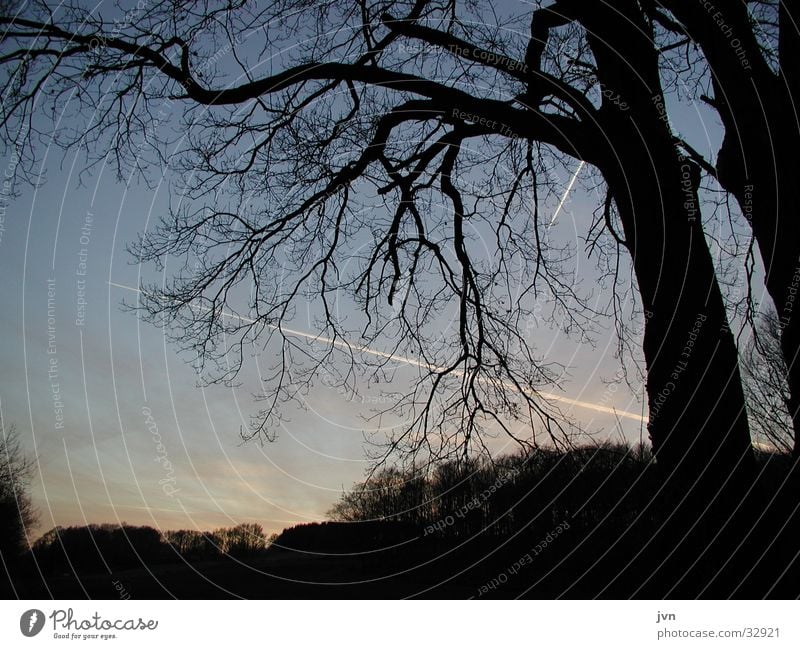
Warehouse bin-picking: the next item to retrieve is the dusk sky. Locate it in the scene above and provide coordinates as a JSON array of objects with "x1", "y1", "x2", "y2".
[{"x1": 0, "y1": 1, "x2": 765, "y2": 540}]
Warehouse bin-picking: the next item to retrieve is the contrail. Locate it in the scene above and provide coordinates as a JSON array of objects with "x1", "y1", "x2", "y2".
[
  {"x1": 108, "y1": 280, "x2": 645, "y2": 422},
  {"x1": 548, "y1": 160, "x2": 585, "y2": 227}
]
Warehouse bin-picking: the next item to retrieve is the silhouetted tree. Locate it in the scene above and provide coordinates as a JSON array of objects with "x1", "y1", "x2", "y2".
[
  {"x1": 646, "y1": 1, "x2": 800, "y2": 455},
  {"x1": 329, "y1": 467, "x2": 431, "y2": 525},
  {"x1": 0, "y1": 1, "x2": 752, "y2": 514},
  {"x1": 0, "y1": 423, "x2": 37, "y2": 563},
  {"x1": 163, "y1": 529, "x2": 221, "y2": 560},
  {"x1": 213, "y1": 522, "x2": 267, "y2": 556}
]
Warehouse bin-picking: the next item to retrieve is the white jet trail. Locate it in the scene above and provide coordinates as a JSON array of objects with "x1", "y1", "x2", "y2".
[
  {"x1": 548, "y1": 160, "x2": 585, "y2": 227},
  {"x1": 108, "y1": 280, "x2": 644, "y2": 422}
]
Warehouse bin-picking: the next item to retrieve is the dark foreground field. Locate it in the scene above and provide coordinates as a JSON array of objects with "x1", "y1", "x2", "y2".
[
  {"x1": 7, "y1": 550, "x2": 478, "y2": 599},
  {"x1": 4, "y1": 444, "x2": 800, "y2": 599},
  {"x1": 6, "y1": 512, "x2": 800, "y2": 600}
]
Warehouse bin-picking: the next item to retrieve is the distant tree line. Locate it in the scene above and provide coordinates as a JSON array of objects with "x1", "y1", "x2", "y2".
[
  {"x1": 270, "y1": 446, "x2": 654, "y2": 557},
  {"x1": 324, "y1": 441, "x2": 796, "y2": 547},
  {"x1": 326, "y1": 442, "x2": 657, "y2": 541},
  {"x1": 29, "y1": 522, "x2": 272, "y2": 576},
  {"x1": 163, "y1": 523, "x2": 271, "y2": 559}
]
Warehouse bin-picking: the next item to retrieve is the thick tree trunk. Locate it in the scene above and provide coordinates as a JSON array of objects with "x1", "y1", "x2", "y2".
[
  {"x1": 660, "y1": 0, "x2": 800, "y2": 455},
  {"x1": 606, "y1": 147, "x2": 756, "y2": 595},
  {"x1": 579, "y1": 0, "x2": 754, "y2": 528},
  {"x1": 608, "y1": 151, "x2": 754, "y2": 507}
]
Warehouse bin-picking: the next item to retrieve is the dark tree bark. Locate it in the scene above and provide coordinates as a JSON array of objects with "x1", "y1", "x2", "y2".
[
  {"x1": 654, "y1": 0, "x2": 800, "y2": 458},
  {"x1": 567, "y1": 2, "x2": 755, "y2": 594},
  {"x1": 570, "y1": 1, "x2": 754, "y2": 513}
]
